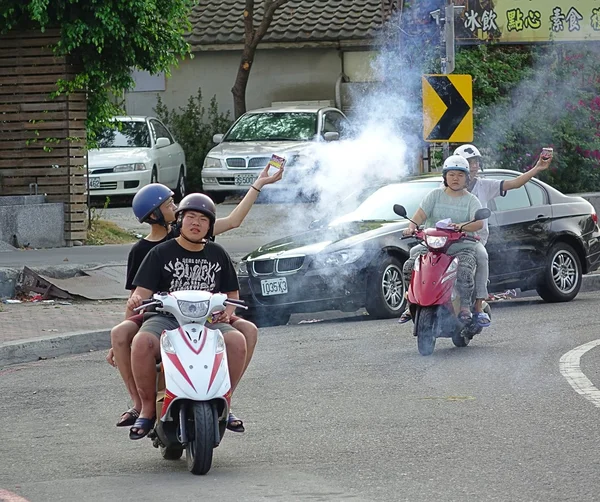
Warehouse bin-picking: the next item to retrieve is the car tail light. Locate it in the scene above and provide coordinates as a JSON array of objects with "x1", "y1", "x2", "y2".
[{"x1": 592, "y1": 210, "x2": 598, "y2": 225}]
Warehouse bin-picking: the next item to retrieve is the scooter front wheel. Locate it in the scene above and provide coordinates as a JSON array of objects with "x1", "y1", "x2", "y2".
[
  {"x1": 414, "y1": 306, "x2": 438, "y2": 356},
  {"x1": 160, "y1": 445, "x2": 184, "y2": 460},
  {"x1": 186, "y1": 401, "x2": 216, "y2": 475}
]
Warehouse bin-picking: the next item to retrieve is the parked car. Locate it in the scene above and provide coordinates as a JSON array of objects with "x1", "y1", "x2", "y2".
[
  {"x1": 201, "y1": 105, "x2": 350, "y2": 203},
  {"x1": 237, "y1": 170, "x2": 600, "y2": 326},
  {"x1": 87, "y1": 116, "x2": 187, "y2": 199}
]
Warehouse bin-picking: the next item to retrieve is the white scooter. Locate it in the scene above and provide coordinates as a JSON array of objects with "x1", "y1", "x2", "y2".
[{"x1": 134, "y1": 290, "x2": 247, "y2": 475}]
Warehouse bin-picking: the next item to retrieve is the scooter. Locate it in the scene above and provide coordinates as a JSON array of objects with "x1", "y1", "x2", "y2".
[
  {"x1": 394, "y1": 204, "x2": 492, "y2": 356},
  {"x1": 134, "y1": 290, "x2": 247, "y2": 475}
]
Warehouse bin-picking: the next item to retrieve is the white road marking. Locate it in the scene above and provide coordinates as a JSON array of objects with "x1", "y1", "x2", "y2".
[{"x1": 559, "y1": 339, "x2": 600, "y2": 407}]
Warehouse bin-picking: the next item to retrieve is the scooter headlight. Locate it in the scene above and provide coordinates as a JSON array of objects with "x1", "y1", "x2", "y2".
[
  {"x1": 177, "y1": 300, "x2": 210, "y2": 318},
  {"x1": 425, "y1": 235, "x2": 447, "y2": 249},
  {"x1": 216, "y1": 333, "x2": 225, "y2": 354},
  {"x1": 161, "y1": 333, "x2": 176, "y2": 354}
]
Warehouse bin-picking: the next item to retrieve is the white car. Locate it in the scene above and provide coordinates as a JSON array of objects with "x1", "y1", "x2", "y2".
[
  {"x1": 87, "y1": 116, "x2": 187, "y2": 199},
  {"x1": 201, "y1": 105, "x2": 349, "y2": 203}
]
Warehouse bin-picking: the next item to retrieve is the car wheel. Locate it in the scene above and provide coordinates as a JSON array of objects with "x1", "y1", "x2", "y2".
[
  {"x1": 365, "y1": 255, "x2": 406, "y2": 319},
  {"x1": 242, "y1": 308, "x2": 291, "y2": 327},
  {"x1": 150, "y1": 167, "x2": 158, "y2": 184},
  {"x1": 536, "y1": 242, "x2": 582, "y2": 303},
  {"x1": 175, "y1": 168, "x2": 186, "y2": 201}
]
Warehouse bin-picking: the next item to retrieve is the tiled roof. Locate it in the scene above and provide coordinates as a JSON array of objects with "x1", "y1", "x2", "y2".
[{"x1": 187, "y1": 1, "x2": 387, "y2": 49}]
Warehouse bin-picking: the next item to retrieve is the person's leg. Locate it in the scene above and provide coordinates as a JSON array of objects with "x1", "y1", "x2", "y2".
[
  {"x1": 230, "y1": 318, "x2": 257, "y2": 380},
  {"x1": 222, "y1": 329, "x2": 247, "y2": 392},
  {"x1": 454, "y1": 249, "x2": 477, "y2": 320},
  {"x1": 473, "y1": 243, "x2": 491, "y2": 326},
  {"x1": 399, "y1": 244, "x2": 426, "y2": 323},
  {"x1": 111, "y1": 319, "x2": 142, "y2": 425}
]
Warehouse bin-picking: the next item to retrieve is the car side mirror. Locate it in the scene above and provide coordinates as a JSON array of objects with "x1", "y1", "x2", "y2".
[
  {"x1": 474, "y1": 208, "x2": 492, "y2": 221},
  {"x1": 323, "y1": 132, "x2": 340, "y2": 142},
  {"x1": 155, "y1": 137, "x2": 170, "y2": 149},
  {"x1": 393, "y1": 204, "x2": 407, "y2": 218},
  {"x1": 213, "y1": 133, "x2": 224, "y2": 144}
]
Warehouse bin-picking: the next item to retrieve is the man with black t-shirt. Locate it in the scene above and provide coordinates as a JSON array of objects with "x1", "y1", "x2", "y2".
[{"x1": 126, "y1": 193, "x2": 248, "y2": 440}]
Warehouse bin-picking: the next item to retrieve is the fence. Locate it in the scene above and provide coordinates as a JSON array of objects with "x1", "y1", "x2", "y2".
[{"x1": 0, "y1": 29, "x2": 87, "y2": 243}]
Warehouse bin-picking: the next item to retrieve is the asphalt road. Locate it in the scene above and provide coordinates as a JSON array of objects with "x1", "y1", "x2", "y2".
[{"x1": 2, "y1": 293, "x2": 600, "y2": 501}]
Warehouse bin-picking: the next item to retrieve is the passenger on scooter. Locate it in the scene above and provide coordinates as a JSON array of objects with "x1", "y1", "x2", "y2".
[
  {"x1": 400, "y1": 155, "x2": 487, "y2": 325},
  {"x1": 107, "y1": 164, "x2": 283, "y2": 433},
  {"x1": 454, "y1": 144, "x2": 553, "y2": 311},
  {"x1": 126, "y1": 193, "x2": 247, "y2": 440}
]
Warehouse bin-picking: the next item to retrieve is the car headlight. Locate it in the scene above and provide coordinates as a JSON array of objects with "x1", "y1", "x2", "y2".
[
  {"x1": 425, "y1": 235, "x2": 447, "y2": 249},
  {"x1": 161, "y1": 333, "x2": 176, "y2": 354},
  {"x1": 177, "y1": 300, "x2": 210, "y2": 318},
  {"x1": 313, "y1": 249, "x2": 364, "y2": 268},
  {"x1": 113, "y1": 163, "x2": 147, "y2": 173},
  {"x1": 238, "y1": 261, "x2": 249, "y2": 276},
  {"x1": 203, "y1": 156, "x2": 222, "y2": 168}
]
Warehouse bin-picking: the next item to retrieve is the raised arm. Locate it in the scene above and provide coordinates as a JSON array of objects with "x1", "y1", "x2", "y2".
[
  {"x1": 213, "y1": 164, "x2": 284, "y2": 236},
  {"x1": 503, "y1": 150, "x2": 553, "y2": 191}
]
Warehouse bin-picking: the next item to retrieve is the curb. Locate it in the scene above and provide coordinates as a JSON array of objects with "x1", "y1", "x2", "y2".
[
  {"x1": 1, "y1": 273, "x2": 599, "y2": 368},
  {"x1": 0, "y1": 329, "x2": 111, "y2": 368}
]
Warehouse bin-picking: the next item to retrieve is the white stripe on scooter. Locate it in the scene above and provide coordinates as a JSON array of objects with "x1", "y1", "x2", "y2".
[{"x1": 559, "y1": 339, "x2": 600, "y2": 407}]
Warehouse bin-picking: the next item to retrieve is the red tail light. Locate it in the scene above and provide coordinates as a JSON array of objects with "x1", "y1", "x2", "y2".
[{"x1": 592, "y1": 210, "x2": 598, "y2": 225}]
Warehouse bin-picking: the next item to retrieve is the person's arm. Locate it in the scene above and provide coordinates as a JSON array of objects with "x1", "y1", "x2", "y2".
[
  {"x1": 404, "y1": 208, "x2": 427, "y2": 235},
  {"x1": 503, "y1": 151, "x2": 553, "y2": 191},
  {"x1": 458, "y1": 220, "x2": 484, "y2": 232},
  {"x1": 453, "y1": 196, "x2": 484, "y2": 232},
  {"x1": 213, "y1": 164, "x2": 284, "y2": 236},
  {"x1": 126, "y1": 286, "x2": 154, "y2": 316}
]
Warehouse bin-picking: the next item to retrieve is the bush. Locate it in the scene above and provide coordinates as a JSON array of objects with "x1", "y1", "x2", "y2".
[{"x1": 154, "y1": 89, "x2": 232, "y2": 192}]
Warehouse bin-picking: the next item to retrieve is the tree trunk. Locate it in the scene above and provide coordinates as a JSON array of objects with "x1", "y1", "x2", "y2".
[{"x1": 232, "y1": 45, "x2": 257, "y2": 119}]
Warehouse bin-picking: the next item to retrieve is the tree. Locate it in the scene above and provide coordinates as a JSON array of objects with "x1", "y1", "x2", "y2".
[
  {"x1": 0, "y1": 0, "x2": 194, "y2": 144},
  {"x1": 231, "y1": 0, "x2": 289, "y2": 118}
]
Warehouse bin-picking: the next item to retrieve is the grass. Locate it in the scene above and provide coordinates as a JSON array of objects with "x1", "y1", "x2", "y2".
[{"x1": 85, "y1": 219, "x2": 138, "y2": 245}]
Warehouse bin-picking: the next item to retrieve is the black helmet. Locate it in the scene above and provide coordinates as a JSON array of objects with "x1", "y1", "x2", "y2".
[{"x1": 175, "y1": 193, "x2": 216, "y2": 239}]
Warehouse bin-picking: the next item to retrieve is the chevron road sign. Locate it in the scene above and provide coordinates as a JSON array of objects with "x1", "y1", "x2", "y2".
[{"x1": 422, "y1": 74, "x2": 473, "y2": 143}]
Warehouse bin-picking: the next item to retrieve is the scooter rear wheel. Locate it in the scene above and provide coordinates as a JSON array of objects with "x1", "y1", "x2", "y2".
[
  {"x1": 414, "y1": 306, "x2": 438, "y2": 356},
  {"x1": 186, "y1": 401, "x2": 216, "y2": 475}
]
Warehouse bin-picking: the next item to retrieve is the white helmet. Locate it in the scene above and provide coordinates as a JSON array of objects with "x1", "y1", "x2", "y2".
[
  {"x1": 442, "y1": 154, "x2": 470, "y2": 174},
  {"x1": 454, "y1": 144, "x2": 482, "y2": 160}
]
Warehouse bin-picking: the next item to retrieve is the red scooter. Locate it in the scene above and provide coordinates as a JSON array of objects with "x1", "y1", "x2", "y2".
[{"x1": 394, "y1": 204, "x2": 492, "y2": 356}]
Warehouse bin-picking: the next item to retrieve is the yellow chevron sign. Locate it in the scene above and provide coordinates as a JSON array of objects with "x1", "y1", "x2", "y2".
[{"x1": 422, "y1": 74, "x2": 473, "y2": 142}]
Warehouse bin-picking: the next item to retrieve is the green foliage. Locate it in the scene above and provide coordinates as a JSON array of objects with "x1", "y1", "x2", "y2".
[
  {"x1": 1, "y1": 0, "x2": 194, "y2": 146},
  {"x1": 154, "y1": 89, "x2": 232, "y2": 192},
  {"x1": 455, "y1": 43, "x2": 600, "y2": 193}
]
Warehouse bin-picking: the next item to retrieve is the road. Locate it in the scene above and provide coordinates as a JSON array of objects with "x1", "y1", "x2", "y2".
[{"x1": 2, "y1": 293, "x2": 600, "y2": 501}]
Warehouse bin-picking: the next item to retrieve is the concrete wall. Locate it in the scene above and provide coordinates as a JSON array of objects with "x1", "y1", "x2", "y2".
[
  {"x1": 0, "y1": 196, "x2": 65, "y2": 249},
  {"x1": 125, "y1": 48, "x2": 343, "y2": 119}
]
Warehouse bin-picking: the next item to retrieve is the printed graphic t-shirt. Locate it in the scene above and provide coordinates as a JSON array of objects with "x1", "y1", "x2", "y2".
[
  {"x1": 132, "y1": 239, "x2": 239, "y2": 294},
  {"x1": 420, "y1": 188, "x2": 482, "y2": 236},
  {"x1": 125, "y1": 229, "x2": 178, "y2": 290}
]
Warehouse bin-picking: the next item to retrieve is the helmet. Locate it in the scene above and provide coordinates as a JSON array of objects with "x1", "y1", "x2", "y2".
[
  {"x1": 454, "y1": 144, "x2": 482, "y2": 160},
  {"x1": 442, "y1": 154, "x2": 470, "y2": 175},
  {"x1": 175, "y1": 193, "x2": 216, "y2": 239},
  {"x1": 132, "y1": 183, "x2": 174, "y2": 224}
]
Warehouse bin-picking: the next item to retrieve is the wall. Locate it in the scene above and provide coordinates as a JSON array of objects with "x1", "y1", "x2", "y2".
[{"x1": 125, "y1": 48, "x2": 343, "y2": 119}]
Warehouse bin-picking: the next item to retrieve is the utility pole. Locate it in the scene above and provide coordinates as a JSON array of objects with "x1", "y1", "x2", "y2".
[{"x1": 431, "y1": 0, "x2": 464, "y2": 160}]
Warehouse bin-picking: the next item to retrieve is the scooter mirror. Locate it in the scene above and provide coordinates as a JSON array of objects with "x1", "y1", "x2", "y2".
[
  {"x1": 393, "y1": 204, "x2": 407, "y2": 218},
  {"x1": 474, "y1": 208, "x2": 491, "y2": 221}
]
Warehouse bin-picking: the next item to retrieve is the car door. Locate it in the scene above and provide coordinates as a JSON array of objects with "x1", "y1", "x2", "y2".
[
  {"x1": 484, "y1": 175, "x2": 552, "y2": 286},
  {"x1": 149, "y1": 119, "x2": 178, "y2": 186},
  {"x1": 321, "y1": 111, "x2": 350, "y2": 139}
]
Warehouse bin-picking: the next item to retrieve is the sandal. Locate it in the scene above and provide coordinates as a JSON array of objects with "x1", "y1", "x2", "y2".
[
  {"x1": 226, "y1": 411, "x2": 245, "y2": 433},
  {"x1": 116, "y1": 407, "x2": 139, "y2": 427},
  {"x1": 474, "y1": 311, "x2": 491, "y2": 328},
  {"x1": 458, "y1": 310, "x2": 472, "y2": 323},
  {"x1": 129, "y1": 416, "x2": 156, "y2": 440},
  {"x1": 398, "y1": 309, "x2": 412, "y2": 324}
]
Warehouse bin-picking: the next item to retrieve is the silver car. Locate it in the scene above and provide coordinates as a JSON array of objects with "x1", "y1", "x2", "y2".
[
  {"x1": 87, "y1": 116, "x2": 187, "y2": 199},
  {"x1": 201, "y1": 105, "x2": 349, "y2": 203}
]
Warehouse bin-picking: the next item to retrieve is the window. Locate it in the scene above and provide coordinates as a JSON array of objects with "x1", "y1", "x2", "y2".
[
  {"x1": 487, "y1": 175, "x2": 530, "y2": 211},
  {"x1": 526, "y1": 182, "x2": 546, "y2": 206},
  {"x1": 224, "y1": 113, "x2": 318, "y2": 141},
  {"x1": 97, "y1": 121, "x2": 151, "y2": 148},
  {"x1": 322, "y1": 112, "x2": 349, "y2": 136},
  {"x1": 150, "y1": 120, "x2": 173, "y2": 144}
]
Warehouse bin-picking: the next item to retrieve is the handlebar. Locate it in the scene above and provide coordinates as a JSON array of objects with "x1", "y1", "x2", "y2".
[{"x1": 225, "y1": 298, "x2": 248, "y2": 310}]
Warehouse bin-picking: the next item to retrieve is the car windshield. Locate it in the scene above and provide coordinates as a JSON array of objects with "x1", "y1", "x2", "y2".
[
  {"x1": 96, "y1": 121, "x2": 151, "y2": 148},
  {"x1": 224, "y1": 112, "x2": 318, "y2": 141},
  {"x1": 331, "y1": 181, "x2": 440, "y2": 224}
]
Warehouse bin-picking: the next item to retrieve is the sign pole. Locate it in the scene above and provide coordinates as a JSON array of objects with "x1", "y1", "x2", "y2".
[{"x1": 442, "y1": 0, "x2": 455, "y2": 161}]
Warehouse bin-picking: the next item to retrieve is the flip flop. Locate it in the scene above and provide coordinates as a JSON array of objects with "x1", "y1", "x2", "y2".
[
  {"x1": 129, "y1": 417, "x2": 156, "y2": 440},
  {"x1": 474, "y1": 312, "x2": 491, "y2": 328},
  {"x1": 226, "y1": 411, "x2": 245, "y2": 433},
  {"x1": 116, "y1": 408, "x2": 139, "y2": 427}
]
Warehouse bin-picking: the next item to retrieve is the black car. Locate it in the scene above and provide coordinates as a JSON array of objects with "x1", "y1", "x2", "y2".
[{"x1": 237, "y1": 170, "x2": 600, "y2": 326}]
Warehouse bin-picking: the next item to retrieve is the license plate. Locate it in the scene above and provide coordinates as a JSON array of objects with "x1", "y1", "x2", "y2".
[
  {"x1": 235, "y1": 174, "x2": 257, "y2": 186},
  {"x1": 260, "y1": 277, "x2": 288, "y2": 296},
  {"x1": 89, "y1": 177, "x2": 101, "y2": 189}
]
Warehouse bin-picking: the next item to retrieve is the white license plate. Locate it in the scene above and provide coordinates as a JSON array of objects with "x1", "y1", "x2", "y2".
[
  {"x1": 234, "y1": 174, "x2": 257, "y2": 186},
  {"x1": 260, "y1": 277, "x2": 288, "y2": 296},
  {"x1": 89, "y1": 177, "x2": 101, "y2": 189}
]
